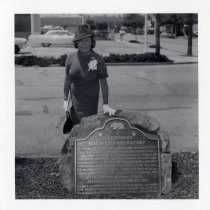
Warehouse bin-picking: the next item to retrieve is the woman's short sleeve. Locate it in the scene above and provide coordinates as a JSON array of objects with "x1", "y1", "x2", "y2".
[
  {"x1": 97, "y1": 55, "x2": 108, "y2": 79},
  {"x1": 65, "y1": 54, "x2": 73, "y2": 74}
]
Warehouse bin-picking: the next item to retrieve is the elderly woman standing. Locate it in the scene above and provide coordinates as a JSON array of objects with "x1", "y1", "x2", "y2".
[{"x1": 63, "y1": 24, "x2": 116, "y2": 129}]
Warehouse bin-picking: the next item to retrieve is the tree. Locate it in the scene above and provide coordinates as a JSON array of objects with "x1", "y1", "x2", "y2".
[
  {"x1": 86, "y1": 19, "x2": 96, "y2": 30},
  {"x1": 158, "y1": 13, "x2": 198, "y2": 56},
  {"x1": 182, "y1": 14, "x2": 197, "y2": 56},
  {"x1": 154, "y1": 14, "x2": 161, "y2": 55},
  {"x1": 123, "y1": 14, "x2": 145, "y2": 41},
  {"x1": 95, "y1": 22, "x2": 108, "y2": 30}
]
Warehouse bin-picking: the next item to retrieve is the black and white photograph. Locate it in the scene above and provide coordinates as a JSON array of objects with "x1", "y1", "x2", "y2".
[
  {"x1": 1, "y1": 0, "x2": 210, "y2": 210},
  {"x1": 14, "y1": 12, "x2": 198, "y2": 199}
]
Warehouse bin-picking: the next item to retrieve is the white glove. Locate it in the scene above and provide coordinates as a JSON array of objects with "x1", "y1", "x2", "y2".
[
  {"x1": 103, "y1": 104, "x2": 116, "y2": 116},
  {"x1": 63, "y1": 100, "x2": 72, "y2": 112},
  {"x1": 63, "y1": 100, "x2": 68, "y2": 112}
]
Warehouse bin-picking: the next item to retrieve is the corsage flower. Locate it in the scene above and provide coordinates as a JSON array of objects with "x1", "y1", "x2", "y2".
[{"x1": 88, "y1": 59, "x2": 98, "y2": 71}]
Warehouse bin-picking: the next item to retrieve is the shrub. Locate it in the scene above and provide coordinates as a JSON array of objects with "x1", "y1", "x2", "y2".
[
  {"x1": 58, "y1": 54, "x2": 68, "y2": 66},
  {"x1": 15, "y1": 55, "x2": 60, "y2": 67},
  {"x1": 37, "y1": 57, "x2": 58, "y2": 67},
  {"x1": 103, "y1": 53, "x2": 172, "y2": 63},
  {"x1": 15, "y1": 55, "x2": 38, "y2": 66},
  {"x1": 149, "y1": 44, "x2": 162, "y2": 49},
  {"x1": 37, "y1": 57, "x2": 50, "y2": 67},
  {"x1": 15, "y1": 53, "x2": 172, "y2": 67},
  {"x1": 129, "y1": 40, "x2": 141, "y2": 44}
]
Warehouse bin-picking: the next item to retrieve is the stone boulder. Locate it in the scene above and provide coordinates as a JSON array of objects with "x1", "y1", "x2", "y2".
[{"x1": 57, "y1": 110, "x2": 171, "y2": 195}]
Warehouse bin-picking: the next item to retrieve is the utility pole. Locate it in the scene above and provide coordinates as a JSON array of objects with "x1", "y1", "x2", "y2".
[
  {"x1": 144, "y1": 14, "x2": 147, "y2": 53},
  {"x1": 107, "y1": 15, "x2": 111, "y2": 40},
  {"x1": 81, "y1": 14, "x2": 85, "y2": 24},
  {"x1": 107, "y1": 15, "x2": 110, "y2": 30},
  {"x1": 31, "y1": 14, "x2": 41, "y2": 35}
]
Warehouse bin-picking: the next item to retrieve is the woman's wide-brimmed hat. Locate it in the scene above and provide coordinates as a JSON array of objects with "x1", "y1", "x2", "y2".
[{"x1": 73, "y1": 24, "x2": 93, "y2": 42}]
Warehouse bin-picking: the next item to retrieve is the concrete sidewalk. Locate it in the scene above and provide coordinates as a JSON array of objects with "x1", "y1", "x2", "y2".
[{"x1": 113, "y1": 33, "x2": 198, "y2": 63}]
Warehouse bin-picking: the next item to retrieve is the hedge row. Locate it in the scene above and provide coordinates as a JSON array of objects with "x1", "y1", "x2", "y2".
[
  {"x1": 15, "y1": 55, "x2": 67, "y2": 67},
  {"x1": 15, "y1": 53, "x2": 172, "y2": 67},
  {"x1": 103, "y1": 53, "x2": 171, "y2": 63}
]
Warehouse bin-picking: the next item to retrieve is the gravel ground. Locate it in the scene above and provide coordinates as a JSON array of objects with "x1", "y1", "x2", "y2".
[{"x1": 15, "y1": 152, "x2": 198, "y2": 199}]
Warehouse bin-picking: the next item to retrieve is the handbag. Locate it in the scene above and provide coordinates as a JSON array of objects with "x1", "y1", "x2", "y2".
[{"x1": 63, "y1": 109, "x2": 74, "y2": 134}]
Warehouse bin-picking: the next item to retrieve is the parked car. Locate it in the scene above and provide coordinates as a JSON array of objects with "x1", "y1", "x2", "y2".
[
  {"x1": 160, "y1": 31, "x2": 176, "y2": 38},
  {"x1": 94, "y1": 30, "x2": 109, "y2": 40},
  {"x1": 193, "y1": 30, "x2": 198, "y2": 37},
  {"x1": 15, "y1": 37, "x2": 27, "y2": 54},
  {"x1": 147, "y1": 28, "x2": 154, "y2": 35},
  {"x1": 41, "y1": 25, "x2": 64, "y2": 34},
  {"x1": 28, "y1": 30, "x2": 75, "y2": 47},
  {"x1": 120, "y1": 26, "x2": 128, "y2": 33},
  {"x1": 136, "y1": 28, "x2": 144, "y2": 35}
]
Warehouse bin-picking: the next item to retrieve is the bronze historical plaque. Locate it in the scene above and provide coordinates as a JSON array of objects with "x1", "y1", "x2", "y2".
[{"x1": 75, "y1": 118, "x2": 161, "y2": 196}]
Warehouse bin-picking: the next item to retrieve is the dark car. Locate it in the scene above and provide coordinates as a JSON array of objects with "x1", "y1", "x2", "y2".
[
  {"x1": 15, "y1": 38, "x2": 27, "y2": 54},
  {"x1": 193, "y1": 31, "x2": 198, "y2": 37}
]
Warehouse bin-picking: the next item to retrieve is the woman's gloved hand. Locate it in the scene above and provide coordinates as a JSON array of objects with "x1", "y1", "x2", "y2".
[
  {"x1": 103, "y1": 104, "x2": 116, "y2": 116},
  {"x1": 63, "y1": 100, "x2": 68, "y2": 112},
  {"x1": 63, "y1": 100, "x2": 72, "y2": 112}
]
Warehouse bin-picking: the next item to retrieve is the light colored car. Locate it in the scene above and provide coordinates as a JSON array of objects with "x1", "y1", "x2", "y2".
[
  {"x1": 28, "y1": 30, "x2": 75, "y2": 47},
  {"x1": 160, "y1": 31, "x2": 176, "y2": 39},
  {"x1": 41, "y1": 25, "x2": 64, "y2": 34},
  {"x1": 15, "y1": 37, "x2": 27, "y2": 54}
]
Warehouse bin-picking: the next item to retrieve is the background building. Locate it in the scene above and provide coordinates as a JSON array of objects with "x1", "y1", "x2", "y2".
[
  {"x1": 15, "y1": 14, "x2": 83, "y2": 38},
  {"x1": 15, "y1": 14, "x2": 41, "y2": 38}
]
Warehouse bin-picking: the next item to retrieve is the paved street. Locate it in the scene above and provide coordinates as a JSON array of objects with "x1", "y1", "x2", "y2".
[{"x1": 15, "y1": 63, "x2": 198, "y2": 157}]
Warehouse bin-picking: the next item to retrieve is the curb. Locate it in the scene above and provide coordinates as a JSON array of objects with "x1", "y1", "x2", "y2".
[
  {"x1": 15, "y1": 61, "x2": 198, "y2": 68},
  {"x1": 106, "y1": 61, "x2": 198, "y2": 66}
]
